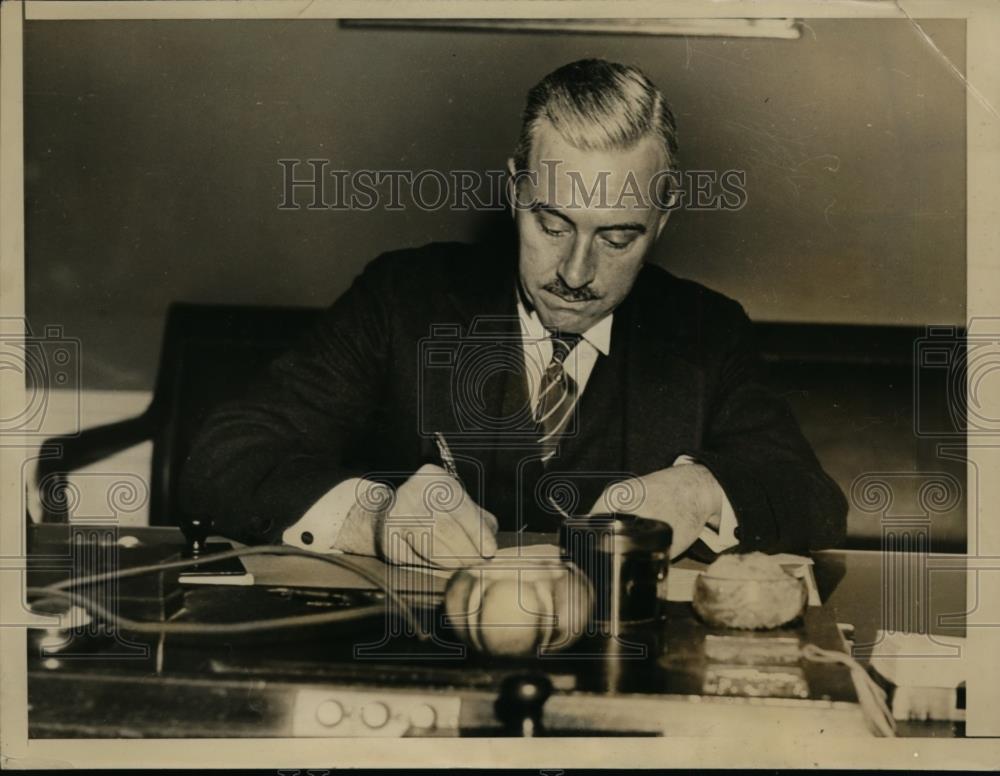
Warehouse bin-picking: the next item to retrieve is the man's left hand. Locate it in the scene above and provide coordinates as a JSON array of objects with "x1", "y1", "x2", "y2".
[{"x1": 588, "y1": 464, "x2": 725, "y2": 559}]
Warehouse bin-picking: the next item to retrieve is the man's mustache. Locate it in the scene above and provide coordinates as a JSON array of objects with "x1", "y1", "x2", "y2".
[{"x1": 542, "y1": 278, "x2": 601, "y2": 303}]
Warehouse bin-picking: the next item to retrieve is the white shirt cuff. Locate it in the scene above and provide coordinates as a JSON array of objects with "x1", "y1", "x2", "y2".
[
  {"x1": 672, "y1": 455, "x2": 740, "y2": 553},
  {"x1": 281, "y1": 477, "x2": 368, "y2": 553}
]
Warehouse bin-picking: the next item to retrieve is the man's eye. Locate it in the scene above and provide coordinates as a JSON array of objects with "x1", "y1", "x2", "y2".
[
  {"x1": 540, "y1": 223, "x2": 568, "y2": 237},
  {"x1": 603, "y1": 236, "x2": 635, "y2": 251}
]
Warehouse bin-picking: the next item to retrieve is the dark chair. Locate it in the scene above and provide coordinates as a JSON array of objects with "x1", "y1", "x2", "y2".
[
  {"x1": 36, "y1": 302, "x2": 322, "y2": 539},
  {"x1": 36, "y1": 305, "x2": 966, "y2": 552}
]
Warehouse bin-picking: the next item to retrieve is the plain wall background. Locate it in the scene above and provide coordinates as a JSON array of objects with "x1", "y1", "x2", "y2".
[{"x1": 25, "y1": 18, "x2": 965, "y2": 390}]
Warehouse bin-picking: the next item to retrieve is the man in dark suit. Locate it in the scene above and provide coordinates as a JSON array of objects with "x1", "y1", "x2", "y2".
[{"x1": 180, "y1": 59, "x2": 847, "y2": 569}]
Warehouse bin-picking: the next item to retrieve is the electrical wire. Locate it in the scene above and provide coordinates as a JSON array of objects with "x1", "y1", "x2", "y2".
[
  {"x1": 25, "y1": 587, "x2": 387, "y2": 635},
  {"x1": 25, "y1": 544, "x2": 433, "y2": 639},
  {"x1": 800, "y1": 642, "x2": 897, "y2": 737}
]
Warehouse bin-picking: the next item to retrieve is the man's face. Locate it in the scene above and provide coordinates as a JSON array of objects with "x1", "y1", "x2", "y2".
[{"x1": 509, "y1": 121, "x2": 671, "y2": 334}]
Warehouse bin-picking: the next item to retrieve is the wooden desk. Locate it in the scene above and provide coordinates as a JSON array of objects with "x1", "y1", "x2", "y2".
[{"x1": 24, "y1": 524, "x2": 963, "y2": 738}]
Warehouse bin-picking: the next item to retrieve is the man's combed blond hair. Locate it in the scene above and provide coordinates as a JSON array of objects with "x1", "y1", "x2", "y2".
[{"x1": 513, "y1": 58, "x2": 679, "y2": 173}]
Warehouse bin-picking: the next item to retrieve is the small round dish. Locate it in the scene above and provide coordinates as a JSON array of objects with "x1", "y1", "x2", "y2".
[{"x1": 693, "y1": 564, "x2": 808, "y2": 630}]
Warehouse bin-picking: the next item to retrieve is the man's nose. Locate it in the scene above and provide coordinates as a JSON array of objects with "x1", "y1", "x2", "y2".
[{"x1": 557, "y1": 236, "x2": 597, "y2": 290}]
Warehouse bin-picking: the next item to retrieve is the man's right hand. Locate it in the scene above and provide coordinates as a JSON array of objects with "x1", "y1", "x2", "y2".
[{"x1": 373, "y1": 464, "x2": 499, "y2": 569}]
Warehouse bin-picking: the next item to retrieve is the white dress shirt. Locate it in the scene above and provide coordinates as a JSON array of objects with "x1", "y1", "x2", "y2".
[{"x1": 283, "y1": 296, "x2": 740, "y2": 554}]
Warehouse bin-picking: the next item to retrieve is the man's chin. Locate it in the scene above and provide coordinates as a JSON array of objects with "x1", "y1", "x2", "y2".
[{"x1": 535, "y1": 302, "x2": 599, "y2": 334}]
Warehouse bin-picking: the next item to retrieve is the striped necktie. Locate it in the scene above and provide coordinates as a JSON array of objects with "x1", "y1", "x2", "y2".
[{"x1": 535, "y1": 332, "x2": 582, "y2": 464}]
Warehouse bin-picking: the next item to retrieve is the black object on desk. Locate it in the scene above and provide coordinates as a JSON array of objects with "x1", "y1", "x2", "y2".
[
  {"x1": 27, "y1": 523, "x2": 187, "y2": 623},
  {"x1": 560, "y1": 513, "x2": 672, "y2": 628},
  {"x1": 177, "y1": 544, "x2": 253, "y2": 585},
  {"x1": 495, "y1": 674, "x2": 553, "y2": 736},
  {"x1": 182, "y1": 514, "x2": 209, "y2": 557},
  {"x1": 177, "y1": 516, "x2": 252, "y2": 584}
]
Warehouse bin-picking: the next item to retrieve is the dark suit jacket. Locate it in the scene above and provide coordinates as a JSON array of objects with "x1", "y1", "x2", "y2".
[{"x1": 180, "y1": 241, "x2": 847, "y2": 555}]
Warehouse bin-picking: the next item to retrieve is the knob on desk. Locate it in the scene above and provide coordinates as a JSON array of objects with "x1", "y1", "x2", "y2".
[
  {"x1": 182, "y1": 515, "x2": 209, "y2": 558},
  {"x1": 361, "y1": 701, "x2": 391, "y2": 729},
  {"x1": 408, "y1": 703, "x2": 437, "y2": 730},
  {"x1": 495, "y1": 674, "x2": 553, "y2": 737},
  {"x1": 315, "y1": 699, "x2": 344, "y2": 727}
]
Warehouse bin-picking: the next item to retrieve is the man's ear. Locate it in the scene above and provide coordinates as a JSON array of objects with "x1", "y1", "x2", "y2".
[
  {"x1": 505, "y1": 157, "x2": 518, "y2": 219},
  {"x1": 654, "y1": 207, "x2": 672, "y2": 240}
]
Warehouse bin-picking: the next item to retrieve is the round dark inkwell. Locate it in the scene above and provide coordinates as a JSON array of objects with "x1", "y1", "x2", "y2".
[{"x1": 559, "y1": 514, "x2": 672, "y2": 632}]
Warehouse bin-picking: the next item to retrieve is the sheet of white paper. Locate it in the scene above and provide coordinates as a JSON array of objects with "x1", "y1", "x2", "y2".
[
  {"x1": 396, "y1": 544, "x2": 563, "y2": 580},
  {"x1": 869, "y1": 632, "x2": 966, "y2": 687},
  {"x1": 494, "y1": 543, "x2": 561, "y2": 558}
]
